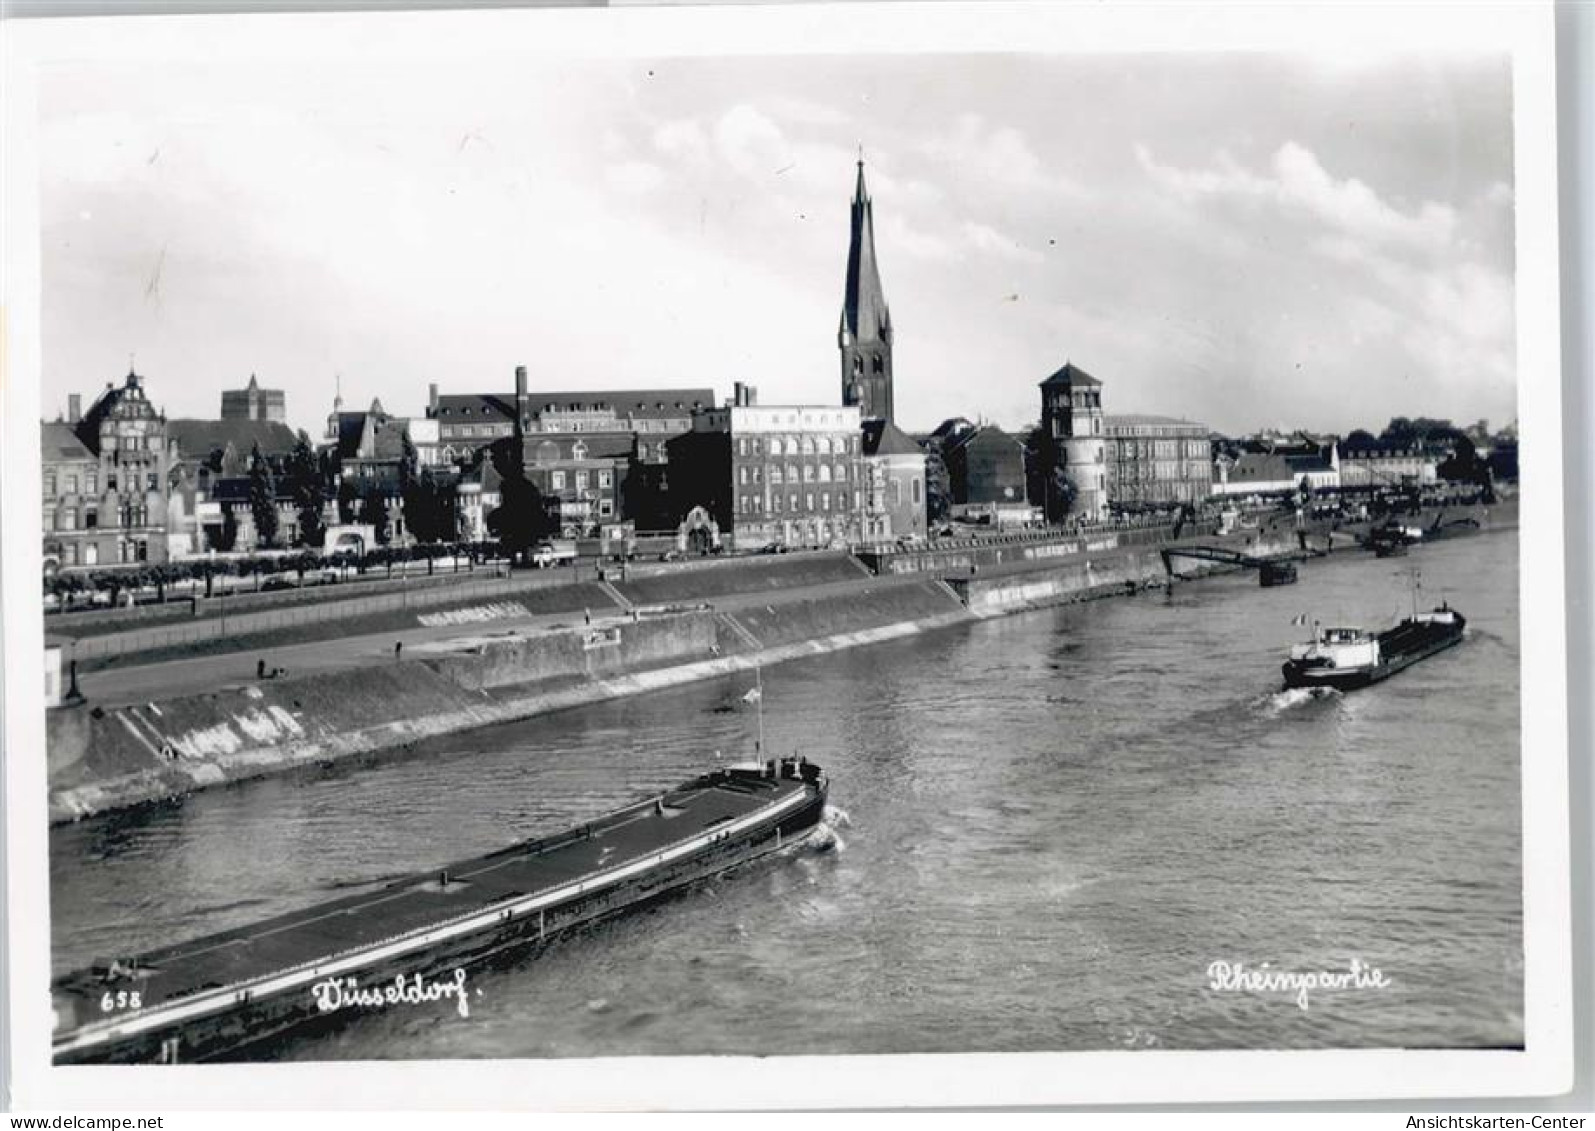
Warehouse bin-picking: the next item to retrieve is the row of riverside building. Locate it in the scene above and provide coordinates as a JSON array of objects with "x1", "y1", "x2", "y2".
[{"x1": 40, "y1": 159, "x2": 1450, "y2": 570}]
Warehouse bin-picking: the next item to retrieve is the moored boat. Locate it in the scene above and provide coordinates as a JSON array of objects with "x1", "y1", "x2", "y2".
[
  {"x1": 1259, "y1": 560, "x2": 1298, "y2": 587},
  {"x1": 1281, "y1": 603, "x2": 1465, "y2": 691},
  {"x1": 52, "y1": 757, "x2": 829, "y2": 1065}
]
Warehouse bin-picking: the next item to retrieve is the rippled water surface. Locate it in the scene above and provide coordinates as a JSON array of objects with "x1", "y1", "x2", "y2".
[{"x1": 51, "y1": 531, "x2": 1523, "y2": 1056}]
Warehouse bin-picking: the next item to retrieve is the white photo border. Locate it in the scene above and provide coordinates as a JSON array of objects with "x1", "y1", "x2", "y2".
[{"x1": 0, "y1": 0, "x2": 1572, "y2": 1110}]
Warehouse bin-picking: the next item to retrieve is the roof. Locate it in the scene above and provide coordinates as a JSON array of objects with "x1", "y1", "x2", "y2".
[
  {"x1": 329, "y1": 411, "x2": 412, "y2": 462},
  {"x1": 961, "y1": 425, "x2": 1026, "y2": 453},
  {"x1": 1227, "y1": 453, "x2": 1298, "y2": 483},
  {"x1": 1283, "y1": 452, "x2": 1334, "y2": 473},
  {"x1": 433, "y1": 389, "x2": 716, "y2": 423},
  {"x1": 40, "y1": 421, "x2": 95, "y2": 462},
  {"x1": 1105, "y1": 414, "x2": 1207, "y2": 432},
  {"x1": 518, "y1": 431, "x2": 636, "y2": 462},
  {"x1": 207, "y1": 476, "x2": 296, "y2": 504},
  {"x1": 1039, "y1": 361, "x2": 1102, "y2": 388},
  {"x1": 861, "y1": 419, "x2": 925, "y2": 458},
  {"x1": 840, "y1": 161, "x2": 892, "y2": 344},
  {"x1": 169, "y1": 419, "x2": 299, "y2": 463},
  {"x1": 930, "y1": 417, "x2": 977, "y2": 443}
]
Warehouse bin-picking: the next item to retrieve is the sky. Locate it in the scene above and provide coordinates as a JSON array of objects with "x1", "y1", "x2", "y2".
[{"x1": 38, "y1": 47, "x2": 1516, "y2": 439}]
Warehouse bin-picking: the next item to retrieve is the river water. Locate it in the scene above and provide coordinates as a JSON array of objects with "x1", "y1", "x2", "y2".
[{"x1": 50, "y1": 529, "x2": 1523, "y2": 1056}]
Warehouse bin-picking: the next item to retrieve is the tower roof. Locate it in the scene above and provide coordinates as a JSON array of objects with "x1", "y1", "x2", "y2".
[
  {"x1": 1040, "y1": 360, "x2": 1102, "y2": 388},
  {"x1": 841, "y1": 159, "x2": 891, "y2": 343}
]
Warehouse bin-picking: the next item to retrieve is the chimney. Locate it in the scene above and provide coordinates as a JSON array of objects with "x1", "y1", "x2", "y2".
[
  {"x1": 68, "y1": 394, "x2": 81, "y2": 423},
  {"x1": 428, "y1": 382, "x2": 439, "y2": 416},
  {"x1": 733, "y1": 381, "x2": 745, "y2": 407},
  {"x1": 514, "y1": 365, "x2": 529, "y2": 436}
]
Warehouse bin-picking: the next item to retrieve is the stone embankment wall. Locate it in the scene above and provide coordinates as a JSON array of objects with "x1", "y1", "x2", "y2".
[
  {"x1": 47, "y1": 505, "x2": 1511, "y2": 823},
  {"x1": 47, "y1": 584, "x2": 965, "y2": 823}
]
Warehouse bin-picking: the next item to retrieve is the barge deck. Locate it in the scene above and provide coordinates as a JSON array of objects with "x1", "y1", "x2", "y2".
[{"x1": 53, "y1": 758, "x2": 828, "y2": 1063}]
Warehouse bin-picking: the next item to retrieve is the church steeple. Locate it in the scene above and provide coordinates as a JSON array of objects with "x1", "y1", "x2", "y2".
[{"x1": 839, "y1": 156, "x2": 894, "y2": 423}]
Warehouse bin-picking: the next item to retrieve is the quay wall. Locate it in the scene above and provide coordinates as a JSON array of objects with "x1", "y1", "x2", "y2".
[
  {"x1": 47, "y1": 585, "x2": 967, "y2": 823},
  {"x1": 47, "y1": 505, "x2": 1512, "y2": 823}
]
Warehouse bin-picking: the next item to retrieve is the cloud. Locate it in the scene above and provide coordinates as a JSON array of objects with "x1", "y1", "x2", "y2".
[
  {"x1": 918, "y1": 113, "x2": 1087, "y2": 200},
  {"x1": 1135, "y1": 140, "x2": 1458, "y2": 257},
  {"x1": 607, "y1": 160, "x2": 665, "y2": 195},
  {"x1": 960, "y1": 220, "x2": 1044, "y2": 264}
]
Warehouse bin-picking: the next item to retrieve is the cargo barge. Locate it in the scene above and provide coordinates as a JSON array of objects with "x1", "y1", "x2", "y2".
[
  {"x1": 1281, "y1": 604, "x2": 1466, "y2": 691},
  {"x1": 52, "y1": 757, "x2": 828, "y2": 1064}
]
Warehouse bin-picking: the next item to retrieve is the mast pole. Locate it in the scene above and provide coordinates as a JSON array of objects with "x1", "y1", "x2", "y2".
[{"x1": 755, "y1": 663, "x2": 764, "y2": 757}]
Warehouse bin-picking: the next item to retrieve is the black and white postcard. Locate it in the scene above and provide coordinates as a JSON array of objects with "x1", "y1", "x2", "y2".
[{"x1": 0, "y1": 0, "x2": 1577, "y2": 1112}]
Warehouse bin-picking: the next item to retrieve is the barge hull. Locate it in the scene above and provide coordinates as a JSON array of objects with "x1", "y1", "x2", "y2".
[
  {"x1": 1281, "y1": 622, "x2": 1465, "y2": 691},
  {"x1": 54, "y1": 763, "x2": 827, "y2": 1065}
]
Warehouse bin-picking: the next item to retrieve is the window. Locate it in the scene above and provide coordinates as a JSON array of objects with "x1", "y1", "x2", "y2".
[
  {"x1": 739, "y1": 467, "x2": 749, "y2": 485},
  {"x1": 912, "y1": 478, "x2": 922, "y2": 505},
  {"x1": 599, "y1": 499, "x2": 613, "y2": 517},
  {"x1": 551, "y1": 471, "x2": 566, "y2": 490},
  {"x1": 107, "y1": 473, "x2": 118, "y2": 492},
  {"x1": 818, "y1": 464, "x2": 832, "y2": 483},
  {"x1": 889, "y1": 480, "x2": 901, "y2": 507},
  {"x1": 60, "y1": 507, "x2": 76, "y2": 530},
  {"x1": 65, "y1": 474, "x2": 78, "y2": 495},
  {"x1": 752, "y1": 466, "x2": 762, "y2": 484},
  {"x1": 802, "y1": 465, "x2": 814, "y2": 483},
  {"x1": 805, "y1": 492, "x2": 814, "y2": 511},
  {"x1": 789, "y1": 493, "x2": 798, "y2": 512},
  {"x1": 575, "y1": 471, "x2": 589, "y2": 491},
  {"x1": 800, "y1": 437, "x2": 814, "y2": 456},
  {"x1": 43, "y1": 509, "x2": 55, "y2": 531},
  {"x1": 148, "y1": 473, "x2": 159, "y2": 490},
  {"x1": 86, "y1": 472, "x2": 97, "y2": 493},
  {"x1": 598, "y1": 470, "x2": 612, "y2": 489},
  {"x1": 738, "y1": 437, "x2": 748, "y2": 457},
  {"x1": 821, "y1": 493, "x2": 831, "y2": 512},
  {"x1": 43, "y1": 472, "x2": 57, "y2": 496}
]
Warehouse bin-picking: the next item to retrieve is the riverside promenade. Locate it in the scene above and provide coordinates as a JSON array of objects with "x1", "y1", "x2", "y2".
[{"x1": 46, "y1": 502, "x2": 1514, "y2": 822}]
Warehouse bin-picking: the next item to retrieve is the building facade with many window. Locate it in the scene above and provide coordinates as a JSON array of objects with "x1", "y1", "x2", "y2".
[
  {"x1": 668, "y1": 403, "x2": 864, "y2": 550},
  {"x1": 41, "y1": 371, "x2": 181, "y2": 568},
  {"x1": 1103, "y1": 414, "x2": 1212, "y2": 506}
]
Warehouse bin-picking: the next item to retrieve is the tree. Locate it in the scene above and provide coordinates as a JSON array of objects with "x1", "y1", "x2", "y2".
[
  {"x1": 398, "y1": 431, "x2": 422, "y2": 543},
  {"x1": 1437, "y1": 435, "x2": 1494, "y2": 499},
  {"x1": 362, "y1": 485, "x2": 392, "y2": 545},
  {"x1": 215, "y1": 508, "x2": 239, "y2": 552},
  {"x1": 337, "y1": 476, "x2": 360, "y2": 525},
  {"x1": 1048, "y1": 467, "x2": 1077, "y2": 523},
  {"x1": 399, "y1": 434, "x2": 454, "y2": 544},
  {"x1": 1343, "y1": 429, "x2": 1379, "y2": 451},
  {"x1": 285, "y1": 431, "x2": 327, "y2": 550},
  {"x1": 247, "y1": 442, "x2": 279, "y2": 549},
  {"x1": 485, "y1": 439, "x2": 554, "y2": 557}
]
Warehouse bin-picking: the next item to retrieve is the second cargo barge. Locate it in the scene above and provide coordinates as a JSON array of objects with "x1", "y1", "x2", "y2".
[{"x1": 52, "y1": 757, "x2": 829, "y2": 1064}]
